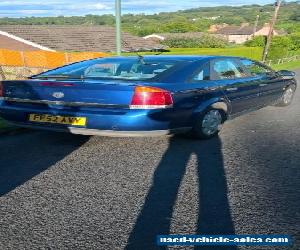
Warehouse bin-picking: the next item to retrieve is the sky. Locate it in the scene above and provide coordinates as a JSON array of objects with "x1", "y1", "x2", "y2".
[{"x1": 0, "y1": 0, "x2": 297, "y2": 18}]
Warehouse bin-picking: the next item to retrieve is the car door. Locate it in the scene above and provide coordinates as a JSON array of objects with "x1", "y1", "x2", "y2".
[
  {"x1": 240, "y1": 59, "x2": 286, "y2": 106},
  {"x1": 210, "y1": 58, "x2": 262, "y2": 115},
  {"x1": 182, "y1": 61, "x2": 224, "y2": 109}
]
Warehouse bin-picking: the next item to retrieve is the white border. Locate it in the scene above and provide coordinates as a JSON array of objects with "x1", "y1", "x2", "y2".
[{"x1": 0, "y1": 30, "x2": 55, "y2": 52}]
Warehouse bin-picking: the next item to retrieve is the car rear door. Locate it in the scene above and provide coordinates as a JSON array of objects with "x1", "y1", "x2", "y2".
[
  {"x1": 210, "y1": 58, "x2": 262, "y2": 115},
  {"x1": 240, "y1": 59, "x2": 286, "y2": 106}
]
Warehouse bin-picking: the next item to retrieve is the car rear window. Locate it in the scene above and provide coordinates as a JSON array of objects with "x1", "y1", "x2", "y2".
[{"x1": 36, "y1": 58, "x2": 178, "y2": 80}]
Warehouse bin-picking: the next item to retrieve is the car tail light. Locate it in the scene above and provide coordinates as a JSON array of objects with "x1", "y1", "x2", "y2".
[
  {"x1": 130, "y1": 86, "x2": 173, "y2": 109},
  {"x1": 0, "y1": 82, "x2": 3, "y2": 97}
]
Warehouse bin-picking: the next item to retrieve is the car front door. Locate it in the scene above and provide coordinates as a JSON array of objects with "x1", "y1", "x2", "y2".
[
  {"x1": 240, "y1": 59, "x2": 286, "y2": 106},
  {"x1": 210, "y1": 58, "x2": 262, "y2": 115}
]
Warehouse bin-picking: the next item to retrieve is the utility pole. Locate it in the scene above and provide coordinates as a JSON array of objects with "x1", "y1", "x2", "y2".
[
  {"x1": 252, "y1": 14, "x2": 260, "y2": 38},
  {"x1": 115, "y1": 0, "x2": 122, "y2": 56},
  {"x1": 262, "y1": 0, "x2": 282, "y2": 62},
  {"x1": 253, "y1": 9, "x2": 264, "y2": 38}
]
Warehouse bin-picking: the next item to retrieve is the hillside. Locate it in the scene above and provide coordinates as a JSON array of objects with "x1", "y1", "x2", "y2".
[{"x1": 0, "y1": 1, "x2": 299, "y2": 35}]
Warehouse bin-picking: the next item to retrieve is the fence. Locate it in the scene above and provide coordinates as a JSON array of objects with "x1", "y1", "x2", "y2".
[
  {"x1": 0, "y1": 49, "x2": 108, "y2": 80},
  {"x1": 265, "y1": 55, "x2": 300, "y2": 66}
]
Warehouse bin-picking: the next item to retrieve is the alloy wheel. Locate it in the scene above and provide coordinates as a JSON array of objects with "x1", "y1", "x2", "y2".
[
  {"x1": 283, "y1": 87, "x2": 295, "y2": 105},
  {"x1": 201, "y1": 110, "x2": 223, "y2": 136}
]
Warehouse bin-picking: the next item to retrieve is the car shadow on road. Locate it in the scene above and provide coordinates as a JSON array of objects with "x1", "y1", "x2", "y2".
[
  {"x1": 0, "y1": 131, "x2": 89, "y2": 196},
  {"x1": 125, "y1": 136, "x2": 236, "y2": 250}
]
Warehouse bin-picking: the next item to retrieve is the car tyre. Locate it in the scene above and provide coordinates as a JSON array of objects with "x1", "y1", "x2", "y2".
[
  {"x1": 276, "y1": 84, "x2": 296, "y2": 107},
  {"x1": 190, "y1": 108, "x2": 225, "y2": 140}
]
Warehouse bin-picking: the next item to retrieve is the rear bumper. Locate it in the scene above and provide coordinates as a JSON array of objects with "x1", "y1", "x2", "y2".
[
  {"x1": 0, "y1": 101, "x2": 192, "y2": 136},
  {"x1": 8, "y1": 122, "x2": 190, "y2": 137}
]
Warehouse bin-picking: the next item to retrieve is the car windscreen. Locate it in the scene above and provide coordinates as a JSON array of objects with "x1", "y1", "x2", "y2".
[{"x1": 35, "y1": 58, "x2": 178, "y2": 80}]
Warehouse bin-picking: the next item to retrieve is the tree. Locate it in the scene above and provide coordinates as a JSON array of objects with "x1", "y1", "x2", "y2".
[{"x1": 162, "y1": 17, "x2": 197, "y2": 33}]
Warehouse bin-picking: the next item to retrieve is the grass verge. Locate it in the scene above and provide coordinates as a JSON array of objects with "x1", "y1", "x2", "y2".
[
  {"x1": 271, "y1": 60, "x2": 300, "y2": 71},
  {"x1": 163, "y1": 47, "x2": 263, "y2": 61}
]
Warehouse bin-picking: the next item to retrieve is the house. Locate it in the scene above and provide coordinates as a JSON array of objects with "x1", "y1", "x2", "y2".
[
  {"x1": 208, "y1": 24, "x2": 229, "y2": 33},
  {"x1": 213, "y1": 23, "x2": 286, "y2": 44},
  {"x1": 0, "y1": 25, "x2": 162, "y2": 52}
]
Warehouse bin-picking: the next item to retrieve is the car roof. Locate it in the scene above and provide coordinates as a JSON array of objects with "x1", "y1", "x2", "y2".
[{"x1": 111, "y1": 55, "x2": 242, "y2": 61}]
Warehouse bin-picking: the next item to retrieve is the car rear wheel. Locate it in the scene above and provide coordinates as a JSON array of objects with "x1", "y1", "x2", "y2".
[
  {"x1": 276, "y1": 85, "x2": 296, "y2": 107},
  {"x1": 190, "y1": 108, "x2": 225, "y2": 140}
]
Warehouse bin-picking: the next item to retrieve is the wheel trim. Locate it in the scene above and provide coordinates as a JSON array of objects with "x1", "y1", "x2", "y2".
[
  {"x1": 201, "y1": 110, "x2": 222, "y2": 136},
  {"x1": 283, "y1": 87, "x2": 294, "y2": 104}
]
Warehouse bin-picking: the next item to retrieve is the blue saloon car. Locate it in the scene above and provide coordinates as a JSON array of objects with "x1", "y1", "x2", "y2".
[{"x1": 0, "y1": 56, "x2": 297, "y2": 139}]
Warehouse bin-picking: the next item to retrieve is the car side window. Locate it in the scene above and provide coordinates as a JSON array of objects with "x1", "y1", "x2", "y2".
[
  {"x1": 240, "y1": 59, "x2": 272, "y2": 77},
  {"x1": 211, "y1": 59, "x2": 247, "y2": 80},
  {"x1": 193, "y1": 63, "x2": 210, "y2": 81}
]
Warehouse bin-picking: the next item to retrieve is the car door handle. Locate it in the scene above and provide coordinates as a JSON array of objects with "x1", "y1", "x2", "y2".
[
  {"x1": 259, "y1": 84, "x2": 268, "y2": 87},
  {"x1": 226, "y1": 87, "x2": 238, "y2": 91}
]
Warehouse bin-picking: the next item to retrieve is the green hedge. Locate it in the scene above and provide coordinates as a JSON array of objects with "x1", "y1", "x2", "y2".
[{"x1": 161, "y1": 35, "x2": 228, "y2": 48}]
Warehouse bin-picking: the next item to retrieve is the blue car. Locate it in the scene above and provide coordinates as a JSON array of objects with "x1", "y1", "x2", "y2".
[{"x1": 0, "y1": 55, "x2": 297, "y2": 139}]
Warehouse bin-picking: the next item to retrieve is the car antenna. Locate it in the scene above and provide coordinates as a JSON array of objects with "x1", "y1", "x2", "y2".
[
  {"x1": 122, "y1": 39, "x2": 146, "y2": 65},
  {"x1": 121, "y1": 39, "x2": 169, "y2": 64}
]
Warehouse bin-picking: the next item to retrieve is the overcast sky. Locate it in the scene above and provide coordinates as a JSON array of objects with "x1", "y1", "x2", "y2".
[{"x1": 0, "y1": 0, "x2": 297, "y2": 17}]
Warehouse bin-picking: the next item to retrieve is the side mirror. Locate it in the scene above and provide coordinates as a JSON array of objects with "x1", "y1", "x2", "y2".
[{"x1": 277, "y1": 70, "x2": 296, "y2": 78}]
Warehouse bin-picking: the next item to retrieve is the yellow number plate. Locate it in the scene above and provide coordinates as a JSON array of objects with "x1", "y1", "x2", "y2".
[{"x1": 29, "y1": 114, "x2": 87, "y2": 126}]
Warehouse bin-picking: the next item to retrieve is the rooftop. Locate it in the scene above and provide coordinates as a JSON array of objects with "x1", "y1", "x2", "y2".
[
  {"x1": 0, "y1": 25, "x2": 162, "y2": 52},
  {"x1": 214, "y1": 25, "x2": 260, "y2": 35}
]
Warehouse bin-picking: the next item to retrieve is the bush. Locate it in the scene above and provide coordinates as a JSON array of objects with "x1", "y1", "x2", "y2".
[
  {"x1": 271, "y1": 36, "x2": 294, "y2": 49},
  {"x1": 268, "y1": 36, "x2": 294, "y2": 60},
  {"x1": 245, "y1": 35, "x2": 299, "y2": 60},
  {"x1": 289, "y1": 33, "x2": 300, "y2": 50},
  {"x1": 162, "y1": 34, "x2": 228, "y2": 48},
  {"x1": 268, "y1": 47, "x2": 289, "y2": 60},
  {"x1": 245, "y1": 36, "x2": 266, "y2": 47}
]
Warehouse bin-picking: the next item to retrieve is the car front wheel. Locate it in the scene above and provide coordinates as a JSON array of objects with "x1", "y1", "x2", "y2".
[
  {"x1": 277, "y1": 85, "x2": 296, "y2": 107},
  {"x1": 191, "y1": 108, "x2": 225, "y2": 140}
]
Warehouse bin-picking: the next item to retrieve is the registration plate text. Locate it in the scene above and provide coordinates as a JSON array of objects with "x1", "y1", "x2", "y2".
[{"x1": 29, "y1": 114, "x2": 87, "y2": 126}]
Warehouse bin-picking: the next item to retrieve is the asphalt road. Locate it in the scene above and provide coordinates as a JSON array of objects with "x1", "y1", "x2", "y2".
[{"x1": 0, "y1": 70, "x2": 299, "y2": 250}]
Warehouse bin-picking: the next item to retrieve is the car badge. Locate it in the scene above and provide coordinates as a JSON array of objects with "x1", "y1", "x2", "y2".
[{"x1": 52, "y1": 92, "x2": 64, "y2": 99}]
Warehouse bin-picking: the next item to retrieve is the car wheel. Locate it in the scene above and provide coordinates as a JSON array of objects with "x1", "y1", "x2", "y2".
[
  {"x1": 276, "y1": 85, "x2": 296, "y2": 107},
  {"x1": 191, "y1": 108, "x2": 225, "y2": 140}
]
